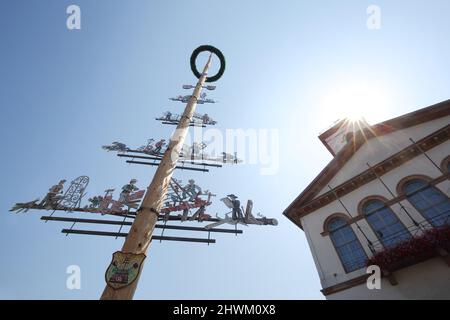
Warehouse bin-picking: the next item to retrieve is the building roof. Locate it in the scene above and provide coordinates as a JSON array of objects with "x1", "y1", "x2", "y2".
[{"x1": 283, "y1": 99, "x2": 450, "y2": 229}]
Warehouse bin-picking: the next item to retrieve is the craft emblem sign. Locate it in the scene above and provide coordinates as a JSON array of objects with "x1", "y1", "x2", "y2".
[{"x1": 105, "y1": 251, "x2": 146, "y2": 290}]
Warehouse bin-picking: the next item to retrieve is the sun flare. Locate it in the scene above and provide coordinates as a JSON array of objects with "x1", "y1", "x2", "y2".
[{"x1": 319, "y1": 82, "x2": 391, "y2": 127}]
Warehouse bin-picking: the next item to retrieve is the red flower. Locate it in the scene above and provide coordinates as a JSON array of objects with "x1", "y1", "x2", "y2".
[{"x1": 366, "y1": 225, "x2": 450, "y2": 271}]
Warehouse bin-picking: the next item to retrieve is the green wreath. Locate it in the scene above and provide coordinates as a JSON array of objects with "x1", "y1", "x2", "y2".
[{"x1": 190, "y1": 45, "x2": 226, "y2": 83}]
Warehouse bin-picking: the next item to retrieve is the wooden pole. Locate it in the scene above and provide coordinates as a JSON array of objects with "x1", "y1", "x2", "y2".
[{"x1": 100, "y1": 54, "x2": 213, "y2": 300}]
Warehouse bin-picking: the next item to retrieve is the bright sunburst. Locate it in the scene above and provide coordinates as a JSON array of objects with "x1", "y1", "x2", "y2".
[{"x1": 318, "y1": 82, "x2": 392, "y2": 127}]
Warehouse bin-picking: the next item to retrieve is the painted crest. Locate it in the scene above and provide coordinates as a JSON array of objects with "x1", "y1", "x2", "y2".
[{"x1": 105, "y1": 251, "x2": 146, "y2": 290}]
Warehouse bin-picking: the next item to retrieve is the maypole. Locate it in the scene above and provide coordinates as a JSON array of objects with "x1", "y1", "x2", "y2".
[{"x1": 100, "y1": 49, "x2": 215, "y2": 300}]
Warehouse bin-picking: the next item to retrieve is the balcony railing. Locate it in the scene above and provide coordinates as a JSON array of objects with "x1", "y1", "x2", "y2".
[
  {"x1": 368, "y1": 212, "x2": 450, "y2": 253},
  {"x1": 341, "y1": 212, "x2": 450, "y2": 273},
  {"x1": 365, "y1": 212, "x2": 450, "y2": 272}
]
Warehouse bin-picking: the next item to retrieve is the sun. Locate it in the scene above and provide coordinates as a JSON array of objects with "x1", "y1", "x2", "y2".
[{"x1": 319, "y1": 82, "x2": 391, "y2": 126}]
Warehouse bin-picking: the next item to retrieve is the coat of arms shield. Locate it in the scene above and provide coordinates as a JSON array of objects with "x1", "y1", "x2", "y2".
[{"x1": 105, "y1": 251, "x2": 146, "y2": 290}]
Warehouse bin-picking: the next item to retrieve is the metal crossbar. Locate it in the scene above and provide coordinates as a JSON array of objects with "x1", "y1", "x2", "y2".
[
  {"x1": 61, "y1": 229, "x2": 216, "y2": 244},
  {"x1": 41, "y1": 216, "x2": 242, "y2": 234}
]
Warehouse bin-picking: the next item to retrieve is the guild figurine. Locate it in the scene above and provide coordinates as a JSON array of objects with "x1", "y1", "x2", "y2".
[
  {"x1": 138, "y1": 139, "x2": 155, "y2": 155},
  {"x1": 87, "y1": 195, "x2": 104, "y2": 209},
  {"x1": 182, "y1": 179, "x2": 202, "y2": 201},
  {"x1": 39, "y1": 179, "x2": 66, "y2": 209},
  {"x1": 119, "y1": 179, "x2": 139, "y2": 203},
  {"x1": 102, "y1": 142, "x2": 128, "y2": 153},
  {"x1": 226, "y1": 194, "x2": 244, "y2": 221},
  {"x1": 154, "y1": 139, "x2": 166, "y2": 154}
]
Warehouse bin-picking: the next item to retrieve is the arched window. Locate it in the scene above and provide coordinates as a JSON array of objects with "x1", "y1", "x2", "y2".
[
  {"x1": 441, "y1": 156, "x2": 450, "y2": 173},
  {"x1": 362, "y1": 199, "x2": 410, "y2": 248},
  {"x1": 403, "y1": 179, "x2": 450, "y2": 227},
  {"x1": 328, "y1": 218, "x2": 367, "y2": 273}
]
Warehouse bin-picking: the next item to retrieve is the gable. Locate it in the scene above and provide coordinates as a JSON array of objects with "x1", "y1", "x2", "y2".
[
  {"x1": 314, "y1": 115, "x2": 450, "y2": 198},
  {"x1": 284, "y1": 99, "x2": 450, "y2": 228}
]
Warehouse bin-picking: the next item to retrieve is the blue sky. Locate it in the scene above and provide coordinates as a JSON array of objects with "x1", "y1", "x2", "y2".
[{"x1": 0, "y1": 0, "x2": 449, "y2": 299}]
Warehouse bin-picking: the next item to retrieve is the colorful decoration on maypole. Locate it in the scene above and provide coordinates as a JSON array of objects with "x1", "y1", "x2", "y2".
[
  {"x1": 102, "y1": 137, "x2": 242, "y2": 169},
  {"x1": 11, "y1": 176, "x2": 88, "y2": 213},
  {"x1": 155, "y1": 111, "x2": 217, "y2": 127},
  {"x1": 11, "y1": 46, "x2": 276, "y2": 245},
  {"x1": 10, "y1": 176, "x2": 142, "y2": 216},
  {"x1": 105, "y1": 251, "x2": 146, "y2": 290},
  {"x1": 10, "y1": 45, "x2": 277, "y2": 298}
]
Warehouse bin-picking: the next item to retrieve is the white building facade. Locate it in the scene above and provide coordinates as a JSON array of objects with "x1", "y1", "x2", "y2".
[{"x1": 284, "y1": 100, "x2": 450, "y2": 299}]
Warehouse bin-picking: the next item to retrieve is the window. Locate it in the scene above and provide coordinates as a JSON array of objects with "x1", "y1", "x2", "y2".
[
  {"x1": 363, "y1": 199, "x2": 411, "y2": 248},
  {"x1": 404, "y1": 179, "x2": 450, "y2": 227},
  {"x1": 328, "y1": 218, "x2": 367, "y2": 273},
  {"x1": 441, "y1": 156, "x2": 450, "y2": 173}
]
